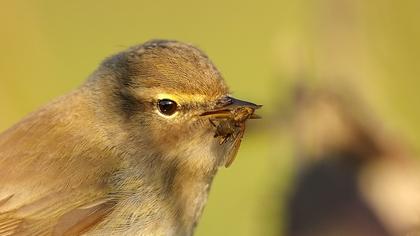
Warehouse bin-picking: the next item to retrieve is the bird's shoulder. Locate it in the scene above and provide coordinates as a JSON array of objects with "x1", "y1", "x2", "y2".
[{"x1": 0, "y1": 92, "x2": 121, "y2": 235}]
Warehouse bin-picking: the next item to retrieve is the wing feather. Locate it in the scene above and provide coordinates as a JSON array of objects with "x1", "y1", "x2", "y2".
[{"x1": 0, "y1": 190, "x2": 114, "y2": 235}]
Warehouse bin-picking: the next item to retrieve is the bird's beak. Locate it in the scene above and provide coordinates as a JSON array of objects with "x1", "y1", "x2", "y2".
[{"x1": 200, "y1": 96, "x2": 262, "y2": 119}]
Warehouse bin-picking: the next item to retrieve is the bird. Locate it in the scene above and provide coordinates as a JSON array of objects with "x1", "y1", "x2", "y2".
[{"x1": 0, "y1": 40, "x2": 261, "y2": 236}]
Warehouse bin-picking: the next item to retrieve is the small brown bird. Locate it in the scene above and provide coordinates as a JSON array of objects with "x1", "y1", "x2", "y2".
[{"x1": 0, "y1": 40, "x2": 260, "y2": 235}]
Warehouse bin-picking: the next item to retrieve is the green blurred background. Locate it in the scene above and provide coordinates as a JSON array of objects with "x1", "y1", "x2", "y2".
[{"x1": 1, "y1": 1, "x2": 420, "y2": 235}]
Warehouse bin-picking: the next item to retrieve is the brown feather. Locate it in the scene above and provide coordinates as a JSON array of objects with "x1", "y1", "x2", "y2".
[{"x1": 53, "y1": 200, "x2": 114, "y2": 236}]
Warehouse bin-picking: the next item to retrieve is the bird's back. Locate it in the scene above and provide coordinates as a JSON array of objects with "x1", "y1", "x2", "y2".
[{"x1": 0, "y1": 90, "x2": 118, "y2": 235}]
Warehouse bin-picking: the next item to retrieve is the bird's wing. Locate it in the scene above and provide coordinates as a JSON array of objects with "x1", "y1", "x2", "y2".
[
  {"x1": 0, "y1": 146, "x2": 116, "y2": 236},
  {"x1": 0, "y1": 91, "x2": 123, "y2": 235},
  {"x1": 0, "y1": 189, "x2": 115, "y2": 236},
  {"x1": 0, "y1": 136, "x2": 117, "y2": 235}
]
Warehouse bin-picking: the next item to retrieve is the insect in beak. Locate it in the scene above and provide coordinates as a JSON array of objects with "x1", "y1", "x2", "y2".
[{"x1": 200, "y1": 96, "x2": 262, "y2": 167}]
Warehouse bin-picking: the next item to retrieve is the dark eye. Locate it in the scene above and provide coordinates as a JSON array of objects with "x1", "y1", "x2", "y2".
[{"x1": 157, "y1": 99, "x2": 178, "y2": 116}]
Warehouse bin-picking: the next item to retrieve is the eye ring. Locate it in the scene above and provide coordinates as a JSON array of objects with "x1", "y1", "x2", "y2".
[{"x1": 157, "y1": 99, "x2": 178, "y2": 116}]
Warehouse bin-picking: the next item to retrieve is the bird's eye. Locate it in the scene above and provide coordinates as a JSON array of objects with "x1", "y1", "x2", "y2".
[{"x1": 157, "y1": 99, "x2": 178, "y2": 116}]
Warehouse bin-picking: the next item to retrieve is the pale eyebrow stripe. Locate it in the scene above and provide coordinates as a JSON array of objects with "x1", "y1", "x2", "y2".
[{"x1": 156, "y1": 93, "x2": 208, "y2": 104}]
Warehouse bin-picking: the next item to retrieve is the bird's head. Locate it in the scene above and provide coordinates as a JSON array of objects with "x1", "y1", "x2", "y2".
[{"x1": 86, "y1": 40, "x2": 260, "y2": 173}]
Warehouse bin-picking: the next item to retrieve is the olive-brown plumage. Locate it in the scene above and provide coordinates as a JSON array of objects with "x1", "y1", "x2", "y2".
[{"x1": 0, "y1": 40, "x2": 260, "y2": 235}]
